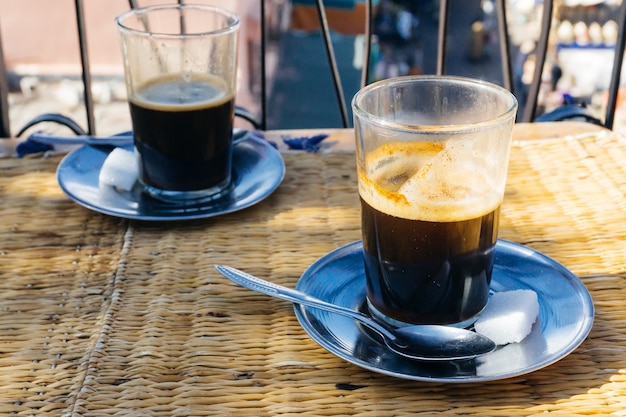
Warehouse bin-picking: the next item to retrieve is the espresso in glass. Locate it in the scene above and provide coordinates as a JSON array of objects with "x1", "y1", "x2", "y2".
[
  {"x1": 117, "y1": 4, "x2": 240, "y2": 202},
  {"x1": 129, "y1": 73, "x2": 235, "y2": 197},
  {"x1": 359, "y1": 141, "x2": 501, "y2": 326},
  {"x1": 353, "y1": 76, "x2": 517, "y2": 327}
]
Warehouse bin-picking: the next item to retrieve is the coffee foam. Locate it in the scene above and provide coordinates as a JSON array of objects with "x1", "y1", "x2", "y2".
[
  {"x1": 359, "y1": 141, "x2": 502, "y2": 222},
  {"x1": 131, "y1": 73, "x2": 233, "y2": 112}
]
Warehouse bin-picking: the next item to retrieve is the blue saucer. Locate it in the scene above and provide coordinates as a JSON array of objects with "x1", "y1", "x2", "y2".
[
  {"x1": 56, "y1": 135, "x2": 285, "y2": 221},
  {"x1": 294, "y1": 240, "x2": 594, "y2": 382}
]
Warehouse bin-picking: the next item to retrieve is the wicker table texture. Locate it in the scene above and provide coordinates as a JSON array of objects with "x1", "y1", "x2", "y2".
[{"x1": 1, "y1": 122, "x2": 626, "y2": 416}]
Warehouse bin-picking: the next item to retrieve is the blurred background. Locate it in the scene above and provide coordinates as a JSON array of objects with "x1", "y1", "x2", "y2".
[{"x1": 0, "y1": 0, "x2": 624, "y2": 136}]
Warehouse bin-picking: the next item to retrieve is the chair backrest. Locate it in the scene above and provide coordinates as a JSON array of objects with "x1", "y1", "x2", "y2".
[
  {"x1": 0, "y1": 26, "x2": 11, "y2": 138},
  {"x1": 360, "y1": 0, "x2": 626, "y2": 128},
  {"x1": 0, "y1": 0, "x2": 96, "y2": 137},
  {"x1": 0, "y1": 0, "x2": 624, "y2": 138}
]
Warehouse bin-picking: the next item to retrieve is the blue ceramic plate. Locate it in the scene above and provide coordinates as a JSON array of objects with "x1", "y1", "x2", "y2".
[
  {"x1": 56, "y1": 135, "x2": 285, "y2": 221},
  {"x1": 294, "y1": 240, "x2": 594, "y2": 382}
]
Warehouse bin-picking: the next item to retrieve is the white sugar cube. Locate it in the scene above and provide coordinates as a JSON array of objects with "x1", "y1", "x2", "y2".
[
  {"x1": 475, "y1": 325, "x2": 546, "y2": 376},
  {"x1": 99, "y1": 147, "x2": 138, "y2": 191},
  {"x1": 474, "y1": 289, "x2": 540, "y2": 345}
]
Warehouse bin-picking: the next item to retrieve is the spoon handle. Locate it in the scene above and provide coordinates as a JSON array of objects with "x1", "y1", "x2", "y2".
[
  {"x1": 28, "y1": 131, "x2": 134, "y2": 146},
  {"x1": 214, "y1": 265, "x2": 391, "y2": 336},
  {"x1": 28, "y1": 129, "x2": 250, "y2": 148}
]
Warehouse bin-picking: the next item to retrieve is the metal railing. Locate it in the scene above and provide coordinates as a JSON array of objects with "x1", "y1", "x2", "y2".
[{"x1": 0, "y1": 0, "x2": 625, "y2": 138}]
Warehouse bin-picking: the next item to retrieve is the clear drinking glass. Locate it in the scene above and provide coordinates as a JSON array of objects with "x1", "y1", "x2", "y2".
[
  {"x1": 116, "y1": 5, "x2": 240, "y2": 202},
  {"x1": 352, "y1": 75, "x2": 518, "y2": 327}
]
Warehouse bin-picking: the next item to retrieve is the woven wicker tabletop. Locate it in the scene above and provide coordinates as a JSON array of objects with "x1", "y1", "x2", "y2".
[{"x1": 1, "y1": 122, "x2": 625, "y2": 416}]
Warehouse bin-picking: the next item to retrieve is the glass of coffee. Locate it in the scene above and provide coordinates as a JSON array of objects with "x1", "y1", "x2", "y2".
[
  {"x1": 352, "y1": 76, "x2": 518, "y2": 327},
  {"x1": 116, "y1": 5, "x2": 240, "y2": 202}
]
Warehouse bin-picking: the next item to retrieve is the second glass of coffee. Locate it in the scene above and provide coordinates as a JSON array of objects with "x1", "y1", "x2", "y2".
[
  {"x1": 116, "y1": 5, "x2": 240, "y2": 202},
  {"x1": 352, "y1": 76, "x2": 518, "y2": 327}
]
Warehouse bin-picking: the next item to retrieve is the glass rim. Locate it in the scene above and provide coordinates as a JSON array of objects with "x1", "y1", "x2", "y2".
[
  {"x1": 116, "y1": 4, "x2": 240, "y2": 38},
  {"x1": 352, "y1": 75, "x2": 518, "y2": 133}
]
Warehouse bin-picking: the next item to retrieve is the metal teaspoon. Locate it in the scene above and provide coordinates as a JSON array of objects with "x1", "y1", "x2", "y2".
[
  {"x1": 214, "y1": 265, "x2": 496, "y2": 361},
  {"x1": 27, "y1": 128, "x2": 251, "y2": 148}
]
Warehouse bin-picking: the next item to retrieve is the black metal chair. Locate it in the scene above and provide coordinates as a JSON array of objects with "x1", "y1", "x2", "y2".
[
  {"x1": 271, "y1": 0, "x2": 626, "y2": 128},
  {"x1": 0, "y1": 0, "x2": 625, "y2": 139},
  {"x1": 498, "y1": 0, "x2": 625, "y2": 126},
  {"x1": 0, "y1": 0, "x2": 262, "y2": 138},
  {"x1": 360, "y1": 0, "x2": 626, "y2": 128},
  {"x1": 0, "y1": 0, "x2": 96, "y2": 138}
]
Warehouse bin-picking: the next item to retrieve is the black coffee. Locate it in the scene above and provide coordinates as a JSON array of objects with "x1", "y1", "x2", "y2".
[
  {"x1": 129, "y1": 74, "x2": 234, "y2": 192},
  {"x1": 359, "y1": 141, "x2": 501, "y2": 325},
  {"x1": 361, "y1": 198, "x2": 498, "y2": 325}
]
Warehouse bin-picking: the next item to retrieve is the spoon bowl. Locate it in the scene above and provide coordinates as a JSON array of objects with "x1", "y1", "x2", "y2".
[{"x1": 214, "y1": 265, "x2": 496, "y2": 361}]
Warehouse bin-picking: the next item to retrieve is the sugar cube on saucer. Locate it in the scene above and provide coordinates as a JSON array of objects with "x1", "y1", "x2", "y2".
[
  {"x1": 474, "y1": 289, "x2": 540, "y2": 345},
  {"x1": 99, "y1": 148, "x2": 138, "y2": 191}
]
